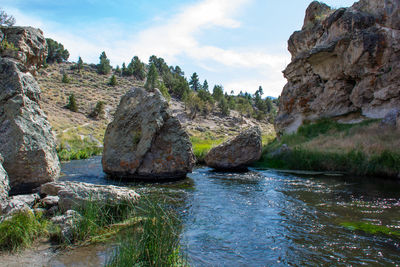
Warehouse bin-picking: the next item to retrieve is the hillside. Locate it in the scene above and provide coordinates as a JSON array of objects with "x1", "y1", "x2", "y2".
[{"x1": 37, "y1": 62, "x2": 274, "y2": 161}]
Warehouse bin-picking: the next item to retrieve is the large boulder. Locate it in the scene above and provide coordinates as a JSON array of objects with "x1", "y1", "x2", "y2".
[
  {"x1": 0, "y1": 27, "x2": 60, "y2": 194},
  {"x1": 40, "y1": 181, "x2": 140, "y2": 212},
  {"x1": 276, "y1": 0, "x2": 400, "y2": 134},
  {"x1": 102, "y1": 87, "x2": 195, "y2": 180},
  {"x1": 0, "y1": 26, "x2": 47, "y2": 74},
  {"x1": 0, "y1": 154, "x2": 9, "y2": 213},
  {"x1": 205, "y1": 126, "x2": 262, "y2": 170}
]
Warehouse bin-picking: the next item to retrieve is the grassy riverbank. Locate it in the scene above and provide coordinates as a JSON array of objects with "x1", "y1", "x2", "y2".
[
  {"x1": 0, "y1": 197, "x2": 185, "y2": 265},
  {"x1": 255, "y1": 119, "x2": 400, "y2": 178}
]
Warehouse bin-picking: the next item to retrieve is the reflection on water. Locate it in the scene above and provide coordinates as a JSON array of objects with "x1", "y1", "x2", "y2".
[{"x1": 56, "y1": 157, "x2": 400, "y2": 266}]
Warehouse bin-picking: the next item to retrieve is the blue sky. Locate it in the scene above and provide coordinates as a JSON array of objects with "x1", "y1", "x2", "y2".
[{"x1": 2, "y1": 0, "x2": 356, "y2": 96}]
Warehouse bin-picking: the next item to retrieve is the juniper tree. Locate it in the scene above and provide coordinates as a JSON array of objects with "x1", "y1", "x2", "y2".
[
  {"x1": 144, "y1": 64, "x2": 159, "y2": 91},
  {"x1": 0, "y1": 8, "x2": 15, "y2": 26},
  {"x1": 97, "y1": 51, "x2": 111, "y2": 75}
]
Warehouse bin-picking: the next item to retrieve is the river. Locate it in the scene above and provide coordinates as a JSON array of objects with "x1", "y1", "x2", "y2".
[{"x1": 50, "y1": 156, "x2": 400, "y2": 266}]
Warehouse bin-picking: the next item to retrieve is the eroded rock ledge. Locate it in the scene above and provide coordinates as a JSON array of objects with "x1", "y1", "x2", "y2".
[
  {"x1": 276, "y1": 0, "x2": 400, "y2": 134},
  {"x1": 102, "y1": 87, "x2": 195, "y2": 180}
]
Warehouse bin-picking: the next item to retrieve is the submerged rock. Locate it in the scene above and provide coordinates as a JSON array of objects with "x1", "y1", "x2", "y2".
[
  {"x1": 0, "y1": 154, "x2": 9, "y2": 213},
  {"x1": 40, "y1": 181, "x2": 140, "y2": 212},
  {"x1": 205, "y1": 126, "x2": 262, "y2": 170},
  {"x1": 276, "y1": 0, "x2": 400, "y2": 134},
  {"x1": 102, "y1": 87, "x2": 195, "y2": 180},
  {"x1": 0, "y1": 27, "x2": 60, "y2": 194}
]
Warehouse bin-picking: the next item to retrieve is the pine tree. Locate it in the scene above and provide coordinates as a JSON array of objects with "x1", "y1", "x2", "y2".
[
  {"x1": 131, "y1": 56, "x2": 146, "y2": 80},
  {"x1": 121, "y1": 62, "x2": 127, "y2": 76},
  {"x1": 219, "y1": 97, "x2": 230, "y2": 116},
  {"x1": 144, "y1": 64, "x2": 159, "y2": 91},
  {"x1": 212, "y1": 85, "x2": 224, "y2": 102},
  {"x1": 77, "y1": 56, "x2": 83, "y2": 73},
  {"x1": 189, "y1": 72, "x2": 201, "y2": 91},
  {"x1": 97, "y1": 51, "x2": 111, "y2": 75},
  {"x1": 202, "y1": 80, "x2": 209, "y2": 92}
]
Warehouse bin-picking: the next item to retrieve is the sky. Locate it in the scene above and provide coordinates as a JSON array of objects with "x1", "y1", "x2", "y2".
[{"x1": 1, "y1": 0, "x2": 357, "y2": 97}]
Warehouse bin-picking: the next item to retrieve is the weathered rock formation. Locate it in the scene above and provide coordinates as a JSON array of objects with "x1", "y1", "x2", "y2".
[
  {"x1": 0, "y1": 26, "x2": 47, "y2": 74},
  {"x1": 0, "y1": 27, "x2": 60, "y2": 193},
  {"x1": 276, "y1": 0, "x2": 400, "y2": 134},
  {"x1": 205, "y1": 126, "x2": 262, "y2": 170},
  {"x1": 40, "y1": 181, "x2": 140, "y2": 212},
  {"x1": 103, "y1": 87, "x2": 195, "y2": 180},
  {"x1": 0, "y1": 154, "x2": 9, "y2": 213}
]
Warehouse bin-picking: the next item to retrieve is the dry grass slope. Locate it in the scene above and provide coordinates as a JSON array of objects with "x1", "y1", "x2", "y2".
[{"x1": 37, "y1": 63, "x2": 274, "y2": 161}]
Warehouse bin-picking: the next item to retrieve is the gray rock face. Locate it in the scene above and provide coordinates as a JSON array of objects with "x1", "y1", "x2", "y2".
[
  {"x1": 276, "y1": 0, "x2": 400, "y2": 134},
  {"x1": 0, "y1": 26, "x2": 47, "y2": 74},
  {"x1": 1, "y1": 193, "x2": 39, "y2": 217},
  {"x1": 0, "y1": 57, "x2": 60, "y2": 194},
  {"x1": 205, "y1": 126, "x2": 262, "y2": 170},
  {"x1": 0, "y1": 154, "x2": 9, "y2": 213},
  {"x1": 102, "y1": 87, "x2": 195, "y2": 180},
  {"x1": 40, "y1": 181, "x2": 140, "y2": 212},
  {"x1": 51, "y1": 210, "x2": 81, "y2": 242}
]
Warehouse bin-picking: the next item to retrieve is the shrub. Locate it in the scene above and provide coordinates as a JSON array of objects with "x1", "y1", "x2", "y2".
[
  {"x1": 62, "y1": 73, "x2": 70, "y2": 83},
  {"x1": 66, "y1": 94, "x2": 78, "y2": 112},
  {"x1": 0, "y1": 38, "x2": 18, "y2": 52},
  {"x1": 109, "y1": 75, "x2": 117, "y2": 86},
  {"x1": 90, "y1": 101, "x2": 106, "y2": 119}
]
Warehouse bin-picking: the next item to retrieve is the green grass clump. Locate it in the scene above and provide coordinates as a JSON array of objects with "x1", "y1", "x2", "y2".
[
  {"x1": 106, "y1": 199, "x2": 187, "y2": 267},
  {"x1": 65, "y1": 199, "x2": 136, "y2": 245},
  {"x1": 190, "y1": 136, "x2": 224, "y2": 163},
  {"x1": 0, "y1": 211, "x2": 50, "y2": 252},
  {"x1": 341, "y1": 222, "x2": 400, "y2": 239},
  {"x1": 57, "y1": 137, "x2": 103, "y2": 161}
]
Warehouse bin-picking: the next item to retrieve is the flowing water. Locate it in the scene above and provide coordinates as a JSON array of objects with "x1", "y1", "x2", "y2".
[{"x1": 51, "y1": 156, "x2": 400, "y2": 266}]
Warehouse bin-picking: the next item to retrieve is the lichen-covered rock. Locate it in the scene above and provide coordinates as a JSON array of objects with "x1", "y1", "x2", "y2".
[
  {"x1": 102, "y1": 87, "x2": 195, "y2": 180},
  {"x1": 40, "y1": 181, "x2": 140, "y2": 212},
  {"x1": 0, "y1": 57, "x2": 60, "y2": 194},
  {"x1": 205, "y1": 126, "x2": 262, "y2": 170},
  {"x1": 276, "y1": 0, "x2": 400, "y2": 134},
  {"x1": 0, "y1": 154, "x2": 9, "y2": 213},
  {"x1": 51, "y1": 210, "x2": 81, "y2": 242},
  {"x1": 0, "y1": 26, "x2": 47, "y2": 74},
  {"x1": 1, "y1": 193, "x2": 39, "y2": 217}
]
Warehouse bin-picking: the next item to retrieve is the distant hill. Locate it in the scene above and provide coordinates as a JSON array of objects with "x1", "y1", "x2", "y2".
[{"x1": 37, "y1": 62, "x2": 275, "y2": 160}]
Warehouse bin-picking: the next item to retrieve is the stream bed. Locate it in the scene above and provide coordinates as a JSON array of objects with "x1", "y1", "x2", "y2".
[{"x1": 50, "y1": 156, "x2": 400, "y2": 266}]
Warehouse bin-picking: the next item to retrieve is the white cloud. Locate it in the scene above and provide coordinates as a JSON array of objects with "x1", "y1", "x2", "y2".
[{"x1": 4, "y1": 0, "x2": 289, "y2": 97}]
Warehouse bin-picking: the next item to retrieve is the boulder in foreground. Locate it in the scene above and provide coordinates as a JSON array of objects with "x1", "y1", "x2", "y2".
[
  {"x1": 205, "y1": 126, "x2": 262, "y2": 170},
  {"x1": 40, "y1": 181, "x2": 140, "y2": 212},
  {"x1": 102, "y1": 87, "x2": 195, "y2": 180}
]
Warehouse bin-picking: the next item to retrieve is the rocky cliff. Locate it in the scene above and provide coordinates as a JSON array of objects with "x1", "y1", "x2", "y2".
[
  {"x1": 0, "y1": 26, "x2": 60, "y2": 194},
  {"x1": 275, "y1": 0, "x2": 400, "y2": 134}
]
